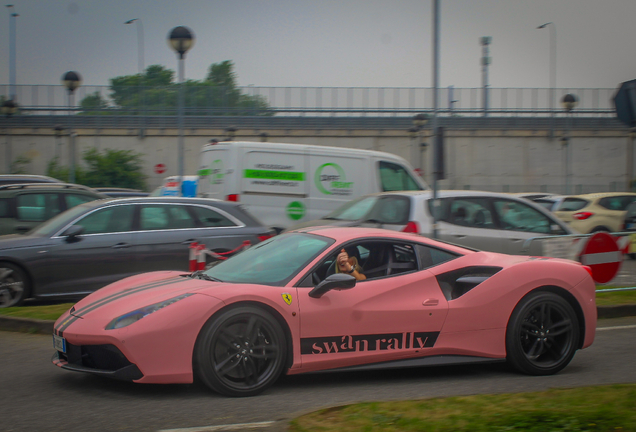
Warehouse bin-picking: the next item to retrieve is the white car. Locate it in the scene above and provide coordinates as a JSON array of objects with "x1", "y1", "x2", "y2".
[{"x1": 290, "y1": 190, "x2": 575, "y2": 255}]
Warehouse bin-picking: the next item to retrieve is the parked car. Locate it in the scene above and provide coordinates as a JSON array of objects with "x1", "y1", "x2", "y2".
[
  {"x1": 52, "y1": 227, "x2": 596, "y2": 396},
  {"x1": 622, "y1": 201, "x2": 636, "y2": 259},
  {"x1": 0, "y1": 174, "x2": 60, "y2": 187},
  {"x1": 94, "y1": 187, "x2": 149, "y2": 198},
  {"x1": 528, "y1": 195, "x2": 567, "y2": 212},
  {"x1": 289, "y1": 190, "x2": 574, "y2": 255},
  {"x1": 552, "y1": 192, "x2": 636, "y2": 233},
  {"x1": 0, "y1": 183, "x2": 107, "y2": 235},
  {"x1": 0, "y1": 197, "x2": 274, "y2": 307}
]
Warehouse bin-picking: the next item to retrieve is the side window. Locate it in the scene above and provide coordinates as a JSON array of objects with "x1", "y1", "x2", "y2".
[
  {"x1": 493, "y1": 199, "x2": 564, "y2": 234},
  {"x1": 0, "y1": 198, "x2": 9, "y2": 218},
  {"x1": 416, "y1": 244, "x2": 458, "y2": 269},
  {"x1": 74, "y1": 205, "x2": 134, "y2": 234},
  {"x1": 367, "y1": 196, "x2": 411, "y2": 224},
  {"x1": 598, "y1": 196, "x2": 636, "y2": 211},
  {"x1": 191, "y1": 206, "x2": 237, "y2": 227},
  {"x1": 447, "y1": 198, "x2": 495, "y2": 229},
  {"x1": 557, "y1": 198, "x2": 588, "y2": 211},
  {"x1": 17, "y1": 193, "x2": 61, "y2": 221},
  {"x1": 140, "y1": 205, "x2": 196, "y2": 230},
  {"x1": 65, "y1": 193, "x2": 97, "y2": 209},
  {"x1": 378, "y1": 161, "x2": 422, "y2": 192}
]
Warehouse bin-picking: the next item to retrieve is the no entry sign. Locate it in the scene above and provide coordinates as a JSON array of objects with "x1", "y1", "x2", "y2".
[
  {"x1": 154, "y1": 163, "x2": 166, "y2": 174},
  {"x1": 579, "y1": 232, "x2": 623, "y2": 284}
]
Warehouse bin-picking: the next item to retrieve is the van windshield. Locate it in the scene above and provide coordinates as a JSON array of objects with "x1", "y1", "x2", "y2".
[{"x1": 379, "y1": 161, "x2": 424, "y2": 191}]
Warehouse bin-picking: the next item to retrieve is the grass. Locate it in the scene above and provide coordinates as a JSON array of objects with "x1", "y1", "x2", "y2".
[
  {"x1": 289, "y1": 384, "x2": 636, "y2": 432},
  {"x1": 0, "y1": 303, "x2": 74, "y2": 321},
  {"x1": 595, "y1": 286, "x2": 636, "y2": 306}
]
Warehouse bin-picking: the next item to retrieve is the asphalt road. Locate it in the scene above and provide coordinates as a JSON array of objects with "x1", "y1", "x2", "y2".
[{"x1": 2, "y1": 317, "x2": 636, "y2": 432}]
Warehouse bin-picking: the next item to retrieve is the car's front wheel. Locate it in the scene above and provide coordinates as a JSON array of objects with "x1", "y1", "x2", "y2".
[
  {"x1": 0, "y1": 263, "x2": 29, "y2": 308},
  {"x1": 506, "y1": 291, "x2": 579, "y2": 375},
  {"x1": 194, "y1": 306, "x2": 286, "y2": 397}
]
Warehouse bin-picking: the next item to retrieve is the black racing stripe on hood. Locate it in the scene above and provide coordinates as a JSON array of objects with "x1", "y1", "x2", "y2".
[{"x1": 56, "y1": 276, "x2": 184, "y2": 333}]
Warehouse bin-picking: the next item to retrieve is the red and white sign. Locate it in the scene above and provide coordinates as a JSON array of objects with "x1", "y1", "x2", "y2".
[
  {"x1": 154, "y1": 163, "x2": 166, "y2": 174},
  {"x1": 579, "y1": 232, "x2": 623, "y2": 284}
]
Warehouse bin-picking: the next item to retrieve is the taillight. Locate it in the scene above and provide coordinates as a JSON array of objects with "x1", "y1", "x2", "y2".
[
  {"x1": 402, "y1": 221, "x2": 420, "y2": 233},
  {"x1": 573, "y1": 212, "x2": 594, "y2": 220},
  {"x1": 258, "y1": 232, "x2": 274, "y2": 242},
  {"x1": 582, "y1": 265, "x2": 593, "y2": 279},
  {"x1": 226, "y1": 194, "x2": 239, "y2": 202}
]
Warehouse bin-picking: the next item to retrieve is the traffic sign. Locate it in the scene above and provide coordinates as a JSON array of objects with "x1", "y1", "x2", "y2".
[
  {"x1": 154, "y1": 163, "x2": 166, "y2": 174},
  {"x1": 579, "y1": 232, "x2": 623, "y2": 284}
]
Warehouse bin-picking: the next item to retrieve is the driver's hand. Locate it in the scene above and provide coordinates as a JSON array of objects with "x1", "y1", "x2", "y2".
[{"x1": 337, "y1": 249, "x2": 351, "y2": 272}]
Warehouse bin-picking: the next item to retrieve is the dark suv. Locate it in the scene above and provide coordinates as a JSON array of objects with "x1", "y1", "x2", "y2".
[
  {"x1": 0, "y1": 175, "x2": 60, "y2": 187},
  {"x1": 0, "y1": 183, "x2": 107, "y2": 235}
]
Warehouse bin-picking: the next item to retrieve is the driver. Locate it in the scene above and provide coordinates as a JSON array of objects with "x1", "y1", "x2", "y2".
[{"x1": 335, "y1": 248, "x2": 366, "y2": 281}]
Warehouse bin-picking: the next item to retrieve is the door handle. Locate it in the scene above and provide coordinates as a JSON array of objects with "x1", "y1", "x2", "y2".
[
  {"x1": 112, "y1": 243, "x2": 131, "y2": 249},
  {"x1": 452, "y1": 234, "x2": 466, "y2": 239},
  {"x1": 422, "y1": 298, "x2": 439, "y2": 306},
  {"x1": 15, "y1": 226, "x2": 30, "y2": 233},
  {"x1": 181, "y1": 239, "x2": 197, "y2": 245}
]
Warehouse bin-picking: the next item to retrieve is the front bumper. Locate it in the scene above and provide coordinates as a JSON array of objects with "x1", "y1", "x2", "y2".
[{"x1": 52, "y1": 341, "x2": 143, "y2": 381}]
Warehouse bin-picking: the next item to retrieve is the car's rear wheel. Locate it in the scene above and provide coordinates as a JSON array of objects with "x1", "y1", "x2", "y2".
[
  {"x1": 194, "y1": 306, "x2": 286, "y2": 397},
  {"x1": 0, "y1": 263, "x2": 29, "y2": 308},
  {"x1": 506, "y1": 291, "x2": 579, "y2": 375}
]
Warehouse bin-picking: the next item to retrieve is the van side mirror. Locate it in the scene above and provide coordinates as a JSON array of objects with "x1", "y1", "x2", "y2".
[
  {"x1": 62, "y1": 225, "x2": 85, "y2": 241},
  {"x1": 309, "y1": 273, "x2": 356, "y2": 298}
]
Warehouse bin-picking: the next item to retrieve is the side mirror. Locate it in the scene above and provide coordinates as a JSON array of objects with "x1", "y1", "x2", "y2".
[
  {"x1": 62, "y1": 225, "x2": 85, "y2": 241},
  {"x1": 309, "y1": 273, "x2": 356, "y2": 298}
]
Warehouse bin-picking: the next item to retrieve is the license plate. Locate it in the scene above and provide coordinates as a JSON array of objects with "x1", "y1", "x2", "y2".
[{"x1": 53, "y1": 334, "x2": 66, "y2": 353}]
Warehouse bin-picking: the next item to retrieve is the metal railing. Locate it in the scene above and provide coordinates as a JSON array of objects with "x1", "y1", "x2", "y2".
[{"x1": 1, "y1": 84, "x2": 618, "y2": 117}]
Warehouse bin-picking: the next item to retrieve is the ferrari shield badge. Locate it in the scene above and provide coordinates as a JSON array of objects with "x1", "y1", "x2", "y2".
[{"x1": 282, "y1": 293, "x2": 293, "y2": 305}]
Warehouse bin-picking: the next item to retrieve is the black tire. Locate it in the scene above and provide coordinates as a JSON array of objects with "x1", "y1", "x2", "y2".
[
  {"x1": 506, "y1": 291, "x2": 579, "y2": 375},
  {"x1": 194, "y1": 306, "x2": 286, "y2": 397},
  {"x1": 0, "y1": 262, "x2": 29, "y2": 308}
]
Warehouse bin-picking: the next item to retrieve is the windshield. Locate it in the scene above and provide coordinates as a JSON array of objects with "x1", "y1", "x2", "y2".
[
  {"x1": 323, "y1": 196, "x2": 379, "y2": 221},
  {"x1": 28, "y1": 203, "x2": 94, "y2": 236},
  {"x1": 204, "y1": 233, "x2": 334, "y2": 286}
]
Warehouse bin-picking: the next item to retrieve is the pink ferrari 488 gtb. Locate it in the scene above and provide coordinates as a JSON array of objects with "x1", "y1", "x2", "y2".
[{"x1": 53, "y1": 227, "x2": 596, "y2": 396}]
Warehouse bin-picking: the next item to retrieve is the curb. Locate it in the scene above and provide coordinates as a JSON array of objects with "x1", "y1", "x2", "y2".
[{"x1": 0, "y1": 305, "x2": 635, "y2": 335}]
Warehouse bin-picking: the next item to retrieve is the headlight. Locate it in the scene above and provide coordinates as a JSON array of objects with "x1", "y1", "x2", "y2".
[{"x1": 105, "y1": 293, "x2": 194, "y2": 330}]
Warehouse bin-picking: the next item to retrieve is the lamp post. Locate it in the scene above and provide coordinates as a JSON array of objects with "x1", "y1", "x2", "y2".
[
  {"x1": 2, "y1": 99, "x2": 17, "y2": 173},
  {"x1": 125, "y1": 18, "x2": 145, "y2": 136},
  {"x1": 6, "y1": 5, "x2": 19, "y2": 102},
  {"x1": 412, "y1": 113, "x2": 429, "y2": 179},
  {"x1": 537, "y1": 22, "x2": 556, "y2": 117},
  {"x1": 168, "y1": 26, "x2": 195, "y2": 197},
  {"x1": 62, "y1": 71, "x2": 82, "y2": 183},
  {"x1": 561, "y1": 93, "x2": 578, "y2": 195}
]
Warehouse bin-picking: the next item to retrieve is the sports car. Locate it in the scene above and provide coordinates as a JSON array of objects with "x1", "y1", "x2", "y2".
[{"x1": 52, "y1": 227, "x2": 596, "y2": 397}]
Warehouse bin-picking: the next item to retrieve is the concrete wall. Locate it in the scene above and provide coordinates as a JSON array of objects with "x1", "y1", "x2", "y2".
[{"x1": 2, "y1": 126, "x2": 633, "y2": 194}]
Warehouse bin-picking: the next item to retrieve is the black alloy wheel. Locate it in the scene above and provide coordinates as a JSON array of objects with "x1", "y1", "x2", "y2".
[
  {"x1": 506, "y1": 291, "x2": 579, "y2": 375},
  {"x1": 0, "y1": 263, "x2": 29, "y2": 308},
  {"x1": 195, "y1": 306, "x2": 286, "y2": 397}
]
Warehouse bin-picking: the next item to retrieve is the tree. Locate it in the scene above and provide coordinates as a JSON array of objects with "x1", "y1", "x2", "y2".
[
  {"x1": 79, "y1": 61, "x2": 271, "y2": 116},
  {"x1": 79, "y1": 91, "x2": 110, "y2": 115},
  {"x1": 47, "y1": 148, "x2": 147, "y2": 190}
]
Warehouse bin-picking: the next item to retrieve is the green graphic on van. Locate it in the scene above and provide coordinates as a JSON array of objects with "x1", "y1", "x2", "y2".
[
  {"x1": 286, "y1": 201, "x2": 305, "y2": 220},
  {"x1": 314, "y1": 163, "x2": 353, "y2": 195},
  {"x1": 244, "y1": 169, "x2": 305, "y2": 181}
]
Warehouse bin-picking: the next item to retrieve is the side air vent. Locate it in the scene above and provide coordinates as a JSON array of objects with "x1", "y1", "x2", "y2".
[{"x1": 435, "y1": 266, "x2": 502, "y2": 300}]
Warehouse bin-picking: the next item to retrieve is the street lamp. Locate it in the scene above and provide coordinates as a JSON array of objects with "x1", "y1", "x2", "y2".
[
  {"x1": 168, "y1": 25, "x2": 195, "y2": 196},
  {"x1": 125, "y1": 18, "x2": 145, "y2": 136},
  {"x1": 537, "y1": 22, "x2": 556, "y2": 117},
  {"x1": 62, "y1": 71, "x2": 82, "y2": 183},
  {"x1": 480, "y1": 37, "x2": 492, "y2": 117},
  {"x1": 6, "y1": 5, "x2": 19, "y2": 102},
  {"x1": 561, "y1": 93, "x2": 578, "y2": 194},
  {"x1": 2, "y1": 99, "x2": 17, "y2": 173}
]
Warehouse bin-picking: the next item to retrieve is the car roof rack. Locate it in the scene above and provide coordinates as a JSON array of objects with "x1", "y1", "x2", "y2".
[{"x1": 0, "y1": 183, "x2": 97, "y2": 192}]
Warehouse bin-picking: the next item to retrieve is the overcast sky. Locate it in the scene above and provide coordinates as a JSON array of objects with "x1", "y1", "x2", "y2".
[{"x1": 2, "y1": 0, "x2": 635, "y2": 90}]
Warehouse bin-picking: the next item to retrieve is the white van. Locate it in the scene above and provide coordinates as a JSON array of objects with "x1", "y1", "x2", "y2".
[{"x1": 197, "y1": 141, "x2": 427, "y2": 231}]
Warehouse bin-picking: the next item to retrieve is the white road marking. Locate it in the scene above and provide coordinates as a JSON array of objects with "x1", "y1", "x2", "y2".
[
  {"x1": 597, "y1": 324, "x2": 636, "y2": 331},
  {"x1": 159, "y1": 421, "x2": 275, "y2": 432}
]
